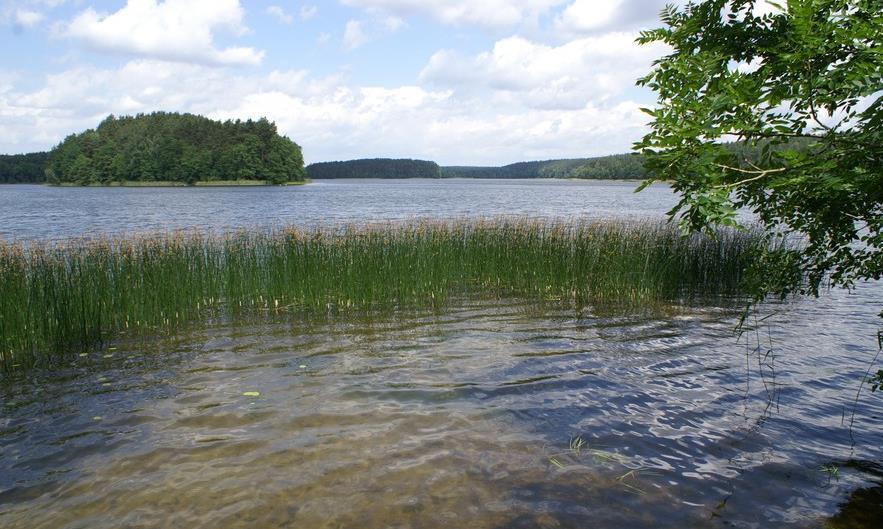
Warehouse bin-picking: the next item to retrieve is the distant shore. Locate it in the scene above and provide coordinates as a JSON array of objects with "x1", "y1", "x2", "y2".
[
  {"x1": 0, "y1": 177, "x2": 659, "y2": 186},
  {"x1": 48, "y1": 180, "x2": 311, "y2": 188}
]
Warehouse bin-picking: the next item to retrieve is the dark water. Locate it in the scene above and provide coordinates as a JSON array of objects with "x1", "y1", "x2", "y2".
[
  {"x1": 0, "y1": 180, "x2": 881, "y2": 528},
  {"x1": 0, "y1": 179, "x2": 676, "y2": 241}
]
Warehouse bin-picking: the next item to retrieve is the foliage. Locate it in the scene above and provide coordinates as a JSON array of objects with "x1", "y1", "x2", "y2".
[
  {"x1": 307, "y1": 158, "x2": 441, "y2": 179},
  {"x1": 47, "y1": 112, "x2": 305, "y2": 185},
  {"x1": 7, "y1": 142, "x2": 787, "y2": 185},
  {"x1": 635, "y1": 0, "x2": 883, "y2": 301},
  {"x1": 567, "y1": 154, "x2": 650, "y2": 179},
  {"x1": 0, "y1": 152, "x2": 49, "y2": 184},
  {"x1": 442, "y1": 155, "x2": 650, "y2": 179},
  {"x1": 441, "y1": 144, "x2": 784, "y2": 180},
  {"x1": 0, "y1": 220, "x2": 762, "y2": 369}
]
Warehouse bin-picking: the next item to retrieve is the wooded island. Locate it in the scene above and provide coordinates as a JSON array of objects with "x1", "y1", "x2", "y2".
[{"x1": 42, "y1": 112, "x2": 306, "y2": 185}]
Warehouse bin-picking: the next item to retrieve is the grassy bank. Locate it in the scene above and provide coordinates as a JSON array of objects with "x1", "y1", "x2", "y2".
[{"x1": 0, "y1": 220, "x2": 763, "y2": 369}]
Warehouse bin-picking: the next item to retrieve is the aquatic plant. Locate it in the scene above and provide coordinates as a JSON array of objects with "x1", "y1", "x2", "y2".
[{"x1": 0, "y1": 219, "x2": 763, "y2": 369}]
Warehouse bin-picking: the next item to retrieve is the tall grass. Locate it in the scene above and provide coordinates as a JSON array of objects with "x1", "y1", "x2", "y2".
[{"x1": 0, "y1": 219, "x2": 763, "y2": 368}]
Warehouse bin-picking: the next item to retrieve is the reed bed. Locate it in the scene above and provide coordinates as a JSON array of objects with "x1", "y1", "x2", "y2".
[{"x1": 0, "y1": 219, "x2": 763, "y2": 368}]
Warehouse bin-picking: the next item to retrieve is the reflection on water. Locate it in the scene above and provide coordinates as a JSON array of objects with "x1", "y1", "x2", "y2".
[
  {"x1": 827, "y1": 482, "x2": 883, "y2": 529},
  {"x1": 1, "y1": 285, "x2": 881, "y2": 528}
]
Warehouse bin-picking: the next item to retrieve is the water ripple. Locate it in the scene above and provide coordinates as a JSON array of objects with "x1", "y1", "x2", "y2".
[{"x1": 1, "y1": 285, "x2": 882, "y2": 528}]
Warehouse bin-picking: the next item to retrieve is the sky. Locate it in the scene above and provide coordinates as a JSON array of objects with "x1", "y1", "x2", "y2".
[{"x1": 0, "y1": 0, "x2": 686, "y2": 165}]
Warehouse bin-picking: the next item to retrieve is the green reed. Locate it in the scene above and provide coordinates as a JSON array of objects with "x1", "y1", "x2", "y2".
[{"x1": 0, "y1": 219, "x2": 763, "y2": 368}]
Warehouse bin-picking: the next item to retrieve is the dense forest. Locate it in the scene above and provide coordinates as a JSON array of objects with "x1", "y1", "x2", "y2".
[
  {"x1": 1, "y1": 131, "x2": 809, "y2": 184},
  {"x1": 445, "y1": 140, "x2": 813, "y2": 179},
  {"x1": 569, "y1": 154, "x2": 650, "y2": 179},
  {"x1": 307, "y1": 159, "x2": 441, "y2": 179},
  {"x1": 47, "y1": 113, "x2": 305, "y2": 185},
  {"x1": 303, "y1": 154, "x2": 647, "y2": 180},
  {"x1": 0, "y1": 152, "x2": 49, "y2": 183},
  {"x1": 442, "y1": 154, "x2": 649, "y2": 179}
]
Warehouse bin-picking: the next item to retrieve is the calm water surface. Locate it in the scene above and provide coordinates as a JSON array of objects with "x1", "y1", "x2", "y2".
[
  {"x1": 0, "y1": 179, "x2": 675, "y2": 241},
  {"x1": 0, "y1": 180, "x2": 881, "y2": 528}
]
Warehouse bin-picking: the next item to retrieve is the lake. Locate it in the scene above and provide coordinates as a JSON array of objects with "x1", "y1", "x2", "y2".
[
  {"x1": 0, "y1": 179, "x2": 676, "y2": 241},
  {"x1": 1, "y1": 180, "x2": 881, "y2": 528}
]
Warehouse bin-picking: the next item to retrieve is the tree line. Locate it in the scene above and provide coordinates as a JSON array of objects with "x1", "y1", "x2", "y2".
[
  {"x1": 0, "y1": 152, "x2": 49, "y2": 184},
  {"x1": 442, "y1": 154, "x2": 650, "y2": 179},
  {"x1": 443, "y1": 141, "x2": 808, "y2": 180},
  {"x1": 46, "y1": 112, "x2": 305, "y2": 185},
  {"x1": 303, "y1": 155, "x2": 649, "y2": 180},
  {"x1": 306, "y1": 159, "x2": 441, "y2": 179},
  {"x1": 2, "y1": 124, "x2": 804, "y2": 184}
]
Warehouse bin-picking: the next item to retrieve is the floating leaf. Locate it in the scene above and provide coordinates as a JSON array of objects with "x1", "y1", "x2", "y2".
[{"x1": 242, "y1": 391, "x2": 261, "y2": 397}]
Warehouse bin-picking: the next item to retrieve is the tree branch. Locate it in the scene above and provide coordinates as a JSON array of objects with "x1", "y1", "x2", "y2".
[{"x1": 713, "y1": 163, "x2": 788, "y2": 187}]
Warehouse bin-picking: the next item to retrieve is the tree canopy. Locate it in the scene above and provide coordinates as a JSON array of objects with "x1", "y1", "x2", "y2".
[
  {"x1": 441, "y1": 143, "x2": 786, "y2": 180},
  {"x1": 47, "y1": 112, "x2": 305, "y2": 185},
  {"x1": 442, "y1": 155, "x2": 650, "y2": 179},
  {"x1": 0, "y1": 152, "x2": 49, "y2": 184},
  {"x1": 636, "y1": 0, "x2": 882, "y2": 304},
  {"x1": 307, "y1": 159, "x2": 441, "y2": 179}
]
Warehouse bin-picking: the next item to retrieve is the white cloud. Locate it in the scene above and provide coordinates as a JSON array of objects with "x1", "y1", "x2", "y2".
[
  {"x1": 341, "y1": 0, "x2": 568, "y2": 30},
  {"x1": 1, "y1": 56, "x2": 654, "y2": 164},
  {"x1": 382, "y1": 15, "x2": 406, "y2": 32},
  {"x1": 420, "y1": 33, "x2": 667, "y2": 109},
  {"x1": 341, "y1": 13, "x2": 407, "y2": 51},
  {"x1": 14, "y1": 8, "x2": 43, "y2": 27},
  {"x1": 300, "y1": 4, "x2": 318, "y2": 21},
  {"x1": 263, "y1": 4, "x2": 320, "y2": 24},
  {"x1": 266, "y1": 5, "x2": 293, "y2": 25},
  {"x1": 2, "y1": 1, "x2": 65, "y2": 28},
  {"x1": 61, "y1": 0, "x2": 264, "y2": 67},
  {"x1": 555, "y1": 0, "x2": 624, "y2": 33},
  {"x1": 552, "y1": 0, "x2": 708, "y2": 35},
  {"x1": 216, "y1": 85, "x2": 649, "y2": 164},
  {"x1": 342, "y1": 19, "x2": 368, "y2": 50},
  {"x1": 0, "y1": 0, "x2": 684, "y2": 162}
]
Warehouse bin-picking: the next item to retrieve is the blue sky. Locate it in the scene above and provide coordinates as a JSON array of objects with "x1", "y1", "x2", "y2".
[{"x1": 0, "y1": 0, "x2": 692, "y2": 164}]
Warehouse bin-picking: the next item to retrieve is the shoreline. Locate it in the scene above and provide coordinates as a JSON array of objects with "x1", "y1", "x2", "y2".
[
  {"x1": 47, "y1": 180, "x2": 311, "y2": 188},
  {"x1": 0, "y1": 177, "x2": 659, "y2": 187}
]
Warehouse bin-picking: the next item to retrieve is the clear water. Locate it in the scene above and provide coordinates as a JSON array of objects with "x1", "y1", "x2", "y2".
[{"x1": 0, "y1": 180, "x2": 880, "y2": 528}]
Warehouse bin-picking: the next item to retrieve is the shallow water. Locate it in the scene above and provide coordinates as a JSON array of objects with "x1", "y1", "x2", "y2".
[
  {"x1": 1, "y1": 288, "x2": 881, "y2": 528},
  {"x1": 0, "y1": 179, "x2": 881, "y2": 527}
]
